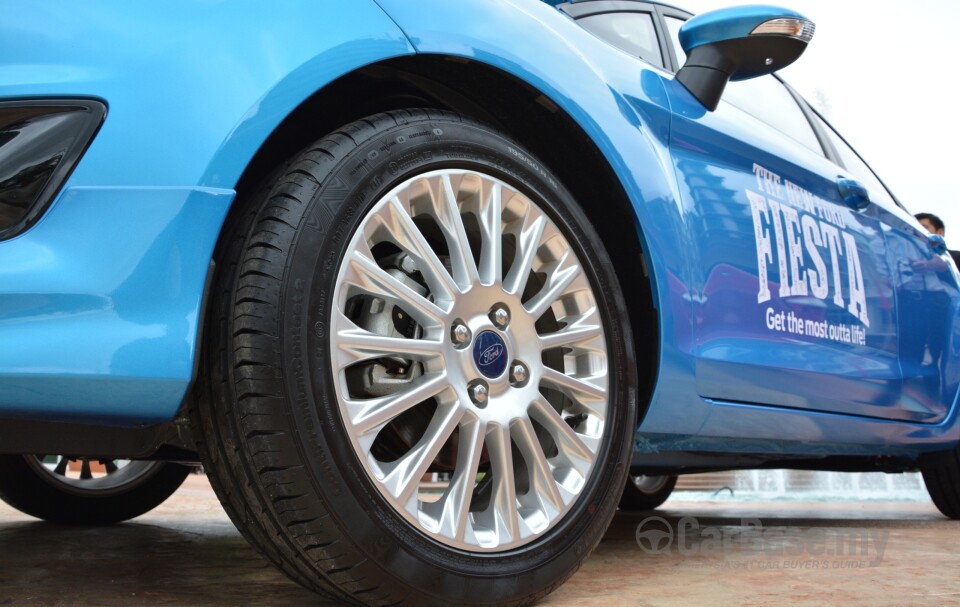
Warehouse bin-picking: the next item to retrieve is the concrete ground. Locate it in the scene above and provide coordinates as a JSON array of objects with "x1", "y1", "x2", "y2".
[{"x1": 1, "y1": 475, "x2": 958, "y2": 606}]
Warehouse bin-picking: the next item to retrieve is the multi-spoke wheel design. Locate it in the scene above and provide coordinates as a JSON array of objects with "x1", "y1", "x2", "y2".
[
  {"x1": 333, "y1": 170, "x2": 608, "y2": 550},
  {"x1": 27, "y1": 455, "x2": 165, "y2": 495},
  {"x1": 194, "y1": 110, "x2": 637, "y2": 606},
  {"x1": 0, "y1": 454, "x2": 191, "y2": 523}
]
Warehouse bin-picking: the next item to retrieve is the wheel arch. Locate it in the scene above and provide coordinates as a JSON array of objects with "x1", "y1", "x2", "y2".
[{"x1": 217, "y1": 55, "x2": 660, "y2": 426}]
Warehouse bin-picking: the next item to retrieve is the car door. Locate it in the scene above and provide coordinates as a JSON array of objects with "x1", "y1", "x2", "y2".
[
  {"x1": 565, "y1": 3, "x2": 953, "y2": 423},
  {"x1": 655, "y1": 10, "x2": 946, "y2": 423},
  {"x1": 663, "y1": 74, "x2": 919, "y2": 421},
  {"x1": 810, "y1": 113, "x2": 960, "y2": 423}
]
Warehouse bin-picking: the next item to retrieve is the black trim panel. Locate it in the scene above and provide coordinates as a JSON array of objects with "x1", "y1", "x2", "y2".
[
  {"x1": 0, "y1": 98, "x2": 106, "y2": 241},
  {"x1": 631, "y1": 450, "x2": 922, "y2": 475},
  {"x1": 0, "y1": 416, "x2": 198, "y2": 461}
]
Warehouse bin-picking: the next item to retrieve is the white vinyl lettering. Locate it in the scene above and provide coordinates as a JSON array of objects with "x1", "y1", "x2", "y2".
[
  {"x1": 748, "y1": 190, "x2": 773, "y2": 304},
  {"x1": 842, "y1": 231, "x2": 870, "y2": 327},
  {"x1": 801, "y1": 214, "x2": 828, "y2": 299},
  {"x1": 819, "y1": 223, "x2": 846, "y2": 309},
  {"x1": 748, "y1": 164, "x2": 872, "y2": 337},
  {"x1": 782, "y1": 205, "x2": 807, "y2": 297},
  {"x1": 766, "y1": 199, "x2": 791, "y2": 298}
]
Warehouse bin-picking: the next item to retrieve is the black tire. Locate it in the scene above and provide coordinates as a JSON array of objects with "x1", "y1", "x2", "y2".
[
  {"x1": 619, "y1": 474, "x2": 678, "y2": 511},
  {"x1": 921, "y1": 446, "x2": 960, "y2": 519},
  {"x1": 0, "y1": 455, "x2": 191, "y2": 524},
  {"x1": 193, "y1": 109, "x2": 637, "y2": 606}
]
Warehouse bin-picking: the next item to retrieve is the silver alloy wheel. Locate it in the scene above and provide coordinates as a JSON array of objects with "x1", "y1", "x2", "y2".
[
  {"x1": 26, "y1": 455, "x2": 165, "y2": 497},
  {"x1": 332, "y1": 169, "x2": 609, "y2": 551}
]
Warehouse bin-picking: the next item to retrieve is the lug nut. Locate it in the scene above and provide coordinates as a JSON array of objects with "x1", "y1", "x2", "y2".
[
  {"x1": 490, "y1": 306, "x2": 510, "y2": 328},
  {"x1": 398, "y1": 254, "x2": 418, "y2": 274},
  {"x1": 510, "y1": 363, "x2": 528, "y2": 386},
  {"x1": 469, "y1": 382, "x2": 489, "y2": 406},
  {"x1": 452, "y1": 322, "x2": 471, "y2": 345}
]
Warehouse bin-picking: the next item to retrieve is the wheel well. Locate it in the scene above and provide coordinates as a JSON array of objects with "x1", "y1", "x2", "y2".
[{"x1": 232, "y1": 55, "x2": 659, "y2": 424}]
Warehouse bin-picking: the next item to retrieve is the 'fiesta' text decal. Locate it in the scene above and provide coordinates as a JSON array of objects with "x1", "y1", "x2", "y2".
[{"x1": 748, "y1": 163, "x2": 869, "y2": 346}]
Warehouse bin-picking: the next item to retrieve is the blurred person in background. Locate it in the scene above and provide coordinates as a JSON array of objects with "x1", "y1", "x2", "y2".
[{"x1": 916, "y1": 212, "x2": 960, "y2": 269}]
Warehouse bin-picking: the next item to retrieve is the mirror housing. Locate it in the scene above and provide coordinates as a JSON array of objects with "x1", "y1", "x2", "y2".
[
  {"x1": 676, "y1": 5, "x2": 814, "y2": 111},
  {"x1": 928, "y1": 233, "x2": 948, "y2": 256}
]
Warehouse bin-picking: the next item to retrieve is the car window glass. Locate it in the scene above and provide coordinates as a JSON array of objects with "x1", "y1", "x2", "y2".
[
  {"x1": 664, "y1": 16, "x2": 686, "y2": 67},
  {"x1": 578, "y1": 12, "x2": 664, "y2": 68},
  {"x1": 723, "y1": 76, "x2": 824, "y2": 155},
  {"x1": 814, "y1": 114, "x2": 899, "y2": 209}
]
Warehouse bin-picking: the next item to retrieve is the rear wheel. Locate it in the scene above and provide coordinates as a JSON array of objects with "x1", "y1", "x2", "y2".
[
  {"x1": 922, "y1": 446, "x2": 960, "y2": 519},
  {"x1": 0, "y1": 454, "x2": 191, "y2": 524},
  {"x1": 619, "y1": 474, "x2": 677, "y2": 511},
  {"x1": 193, "y1": 110, "x2": 637, "y2": 605}
]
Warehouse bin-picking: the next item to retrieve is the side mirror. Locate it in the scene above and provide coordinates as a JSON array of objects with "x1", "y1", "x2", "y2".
[
  {"x1": 676, "y1": 6, "x2": 814, "y2": 111},
  {"x1": 927, "y1": 233, "x2": 948, "y2": 256}
]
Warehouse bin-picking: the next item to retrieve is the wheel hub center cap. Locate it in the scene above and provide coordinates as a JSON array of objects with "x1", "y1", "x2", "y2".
[{"x1": 473, "y1": 330, "x2": 508, "y2": 379}]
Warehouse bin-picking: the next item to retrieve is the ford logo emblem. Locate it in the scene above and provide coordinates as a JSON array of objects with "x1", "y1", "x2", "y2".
[
  {"x1": 480, "y1": 344, "x2": 504, "y2": 366},
  {"x1": 473, "y1": 331, "x2": 508, "y2": 378}
]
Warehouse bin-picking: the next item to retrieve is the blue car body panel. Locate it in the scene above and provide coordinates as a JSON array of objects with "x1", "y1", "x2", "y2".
[
  {"x1": 0, "y1": 1, "x2": 414, "y2": 188},
  {"x1": 0, "y1": 0, "x2": 413, "y2": 422},
  {"x1": 0, "y1": 187, "x2": 231, "y2": 423},
  {"x1": 1, "y1": 0, "x2": 958, "y2": 456}
]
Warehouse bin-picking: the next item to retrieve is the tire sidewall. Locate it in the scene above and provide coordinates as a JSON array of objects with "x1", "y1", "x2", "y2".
[{"x1": 280, "y1": 117, "x2": 635, "y2": 597}]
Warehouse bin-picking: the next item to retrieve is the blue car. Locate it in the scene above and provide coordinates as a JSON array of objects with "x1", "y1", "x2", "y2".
[{"x1": 2, "y1": 1, "x2": 958, "y2": 604}]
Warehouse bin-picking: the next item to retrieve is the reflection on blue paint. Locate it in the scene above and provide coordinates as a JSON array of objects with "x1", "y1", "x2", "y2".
[{"x1": 0, "y1": 187, "x2": 232, "y2": 422}]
